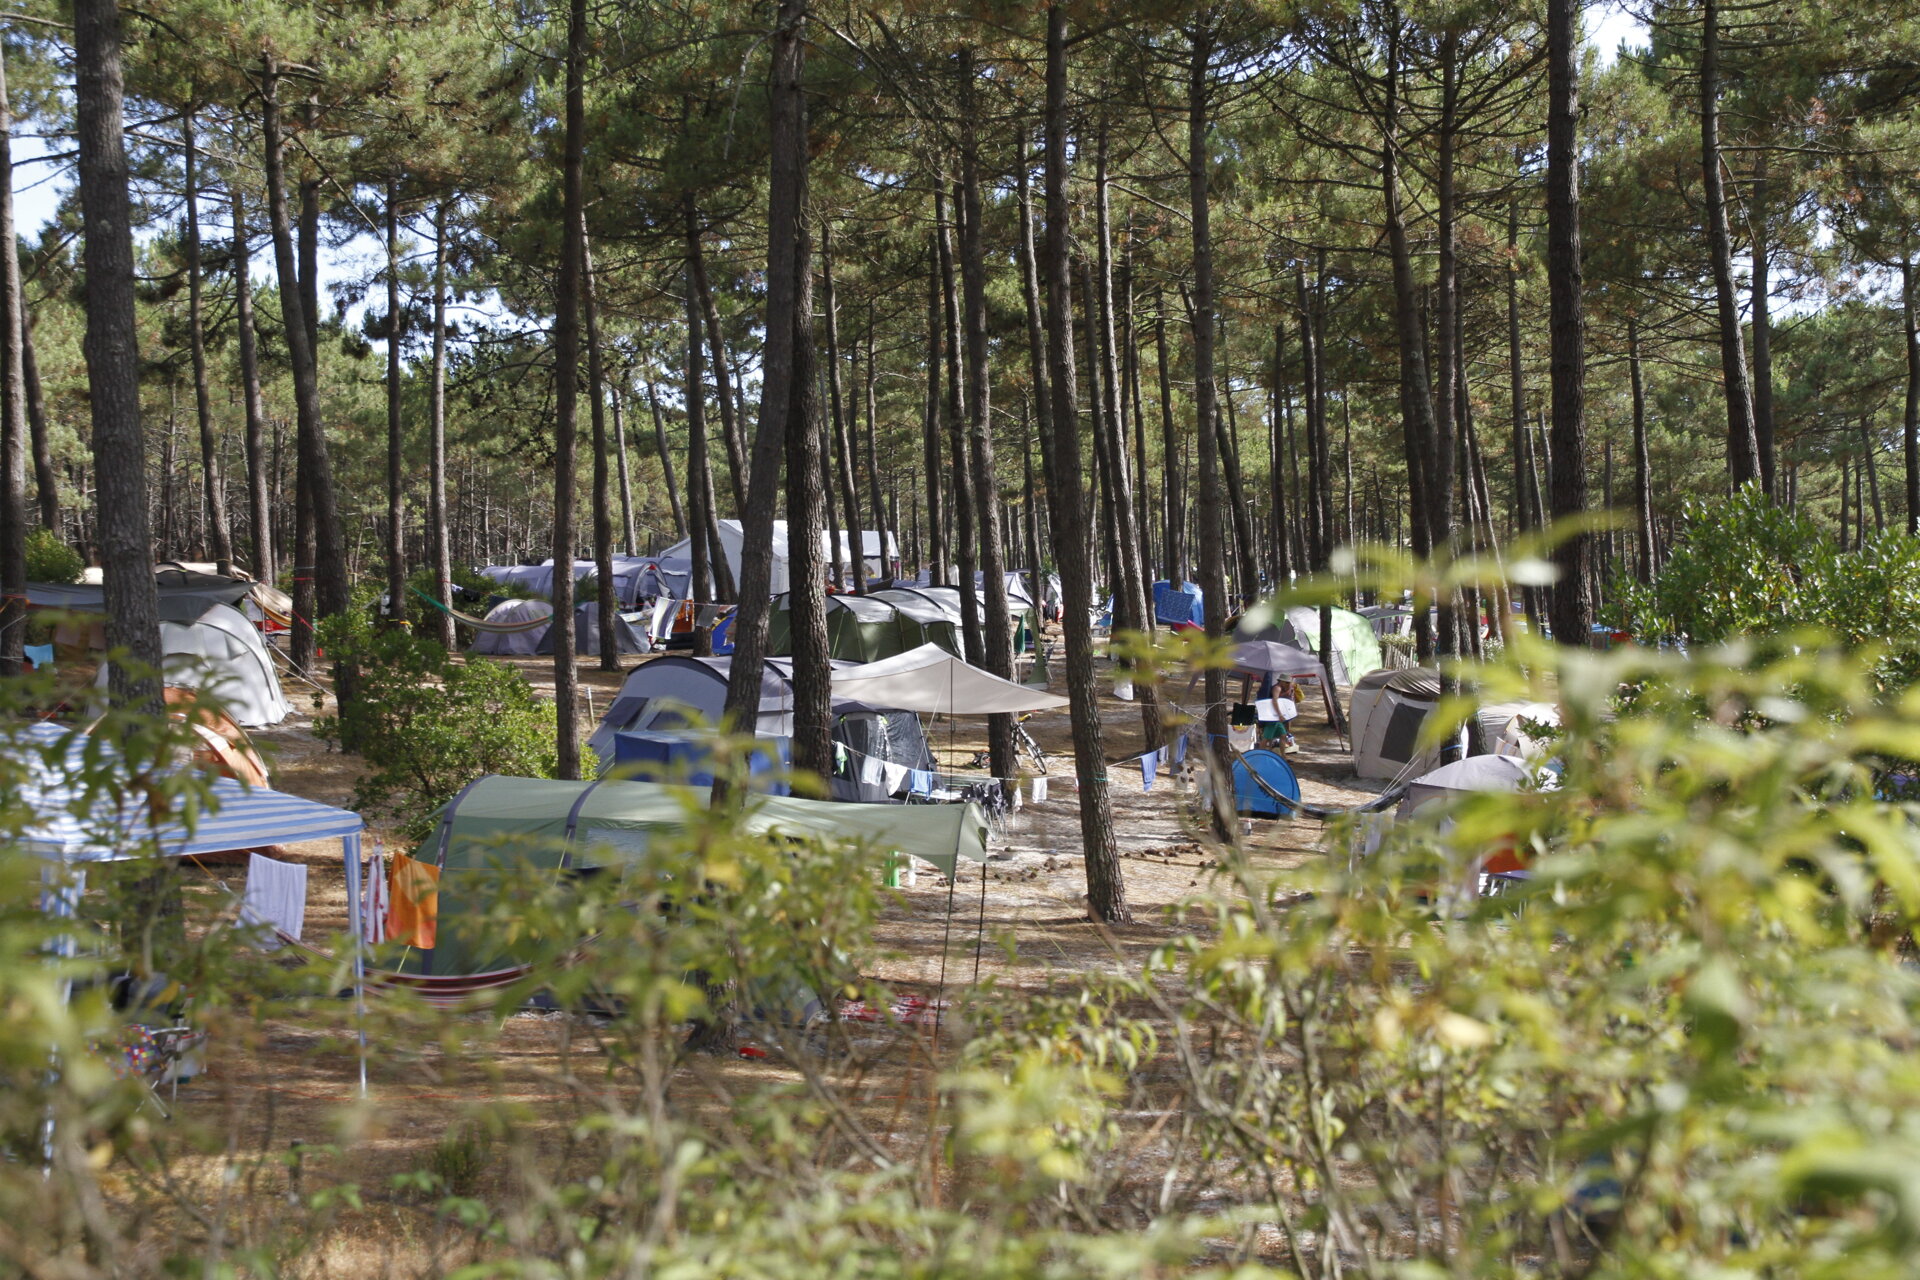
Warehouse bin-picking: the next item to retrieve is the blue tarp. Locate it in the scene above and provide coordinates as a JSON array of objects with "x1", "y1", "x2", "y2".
[
  {"x1": 1231, "y1": 748, "x2": 1301, "y2": 819},
  {"x1": 1153, "y1": 581, "x2": 1205, "y2": 626}
]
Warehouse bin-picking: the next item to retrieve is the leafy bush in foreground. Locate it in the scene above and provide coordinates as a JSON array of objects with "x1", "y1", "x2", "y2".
[{"x1": 12, "y1": 629, "x2": 1920, "y2": 1277}]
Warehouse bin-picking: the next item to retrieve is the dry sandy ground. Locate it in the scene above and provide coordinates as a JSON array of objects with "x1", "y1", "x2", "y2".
[{"x1": 133, "y1": 636, "x2": 1386, "y2": 1273}]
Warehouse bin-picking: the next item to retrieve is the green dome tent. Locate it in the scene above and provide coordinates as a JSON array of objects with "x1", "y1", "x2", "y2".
[{"x1": 407, "y1": 774, "x2": 989, "y2": 977}]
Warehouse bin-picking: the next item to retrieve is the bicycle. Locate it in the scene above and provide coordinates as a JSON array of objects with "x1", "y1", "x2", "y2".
[{"x1": 963, "y1": 714, "x2": 1051, "y2": 775}]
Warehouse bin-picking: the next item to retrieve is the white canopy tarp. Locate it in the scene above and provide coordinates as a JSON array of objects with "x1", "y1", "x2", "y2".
[{"x1": 830, "y1": 642, "x2": 1067, "y2": 715}]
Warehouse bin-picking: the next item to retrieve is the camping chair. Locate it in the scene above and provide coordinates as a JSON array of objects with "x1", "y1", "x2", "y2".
[{"x1": 99, "y1": 974, "x2": 206, "y2": 1119}]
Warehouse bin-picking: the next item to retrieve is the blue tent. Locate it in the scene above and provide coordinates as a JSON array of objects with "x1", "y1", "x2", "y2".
[
  {"x1": 1153, "y1": 581, "x2": 1204, "y2": 626},
  {"x1": 1231, "y1": 748, "x2": 1301, "y2": 819}
]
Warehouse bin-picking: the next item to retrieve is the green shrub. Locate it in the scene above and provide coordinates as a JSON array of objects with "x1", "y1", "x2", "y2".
[
  {"x1": 314, "y1": 611, "x2": 558, "y2": 838},
  {"x1": 24, "y1": 528, "x2": 84, "y2": 584},
  {"x1": 1613, "y1": 487, "x2": 1920, "y2": 693}
]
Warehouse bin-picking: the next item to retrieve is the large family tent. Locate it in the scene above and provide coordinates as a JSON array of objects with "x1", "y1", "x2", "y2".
[
  {"x1": 1153, "y1": 581, "x2": 1205, "y2": 627},
  {"x1": 870, "y1": 587, "x2": 965, "y2": 655},
  {"x1": 767, "y1": 592, "x2": 912, "y2": 663},
  {"x1": 660, "y1": 519, "x2": 791, "y2": 593},
  {"x1": 155, "y1": 602, "x2": 292, "y2": 727},
  {"x1": 533, "y1": 601, "x2": 648, "y2": 657},
  {"x1": 658, "y1": 522, "x2": 891, "y2": 596},
  {"x1": 826, "y1": 529, "x2": 902, "y2": 582},
  {"x1": 1238, "y1": 604, "x2": 1384, "y2": 685},
  {"x1": 468, "y1": 599, "x2": 554, "y2": 656},
  {"x1": 482, "y1": 557, "x2": 697, "y2": 607},
  {"x1": 587, "y1": 654, "x2": 937, "y2": 801},
  {"x1": 405, "y1": 774, "x2": 988, "y2": 976},
  {"x1": 480, "y1": 563, "x2": 558, "y2": 599}
]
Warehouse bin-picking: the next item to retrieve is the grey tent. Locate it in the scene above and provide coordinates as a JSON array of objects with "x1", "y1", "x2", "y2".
[
  {"x1": 534, "y1": 601, "x2": 649, "y2": 657},
  {"x1": 468, "y1": 599, "x2": 554, "y2": 657},
  {"x1": 588, "y1": 654, "x2": 935, "y2": 802}
]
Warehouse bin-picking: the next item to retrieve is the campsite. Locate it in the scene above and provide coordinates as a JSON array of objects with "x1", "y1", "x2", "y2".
[{"x1": 8, "y1": 0, "x2": 1920, "y2": 1275}]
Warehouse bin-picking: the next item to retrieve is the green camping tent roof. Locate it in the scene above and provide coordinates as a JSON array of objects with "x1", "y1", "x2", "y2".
[{"x1": 430, "y1": 774, "x2": 989, "y2": 876}]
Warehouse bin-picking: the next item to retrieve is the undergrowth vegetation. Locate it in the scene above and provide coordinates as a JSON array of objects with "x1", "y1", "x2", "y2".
[{"x1": 10, "y1": 626, "x2": 1920, "y2": 1275}]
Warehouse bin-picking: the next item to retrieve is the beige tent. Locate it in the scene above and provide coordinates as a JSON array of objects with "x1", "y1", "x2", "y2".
[{"x1": 1350, "y1": 667, "x2": 1450, "y2": 781}]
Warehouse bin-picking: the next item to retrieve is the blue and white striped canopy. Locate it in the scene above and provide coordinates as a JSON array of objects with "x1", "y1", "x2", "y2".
[{"x1": 9, "y1": 722, "x2": 362, "y2": 862}]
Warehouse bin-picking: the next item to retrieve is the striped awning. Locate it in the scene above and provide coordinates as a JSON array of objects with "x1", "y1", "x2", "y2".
[{"x1": 9, "y1": 723, "x2": 361, "y2": 862}]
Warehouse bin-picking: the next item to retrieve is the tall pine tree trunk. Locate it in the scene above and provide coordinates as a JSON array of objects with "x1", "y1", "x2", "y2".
[
  {"x1": 1701, "y1": 0, "x2": 1761, "y2": 488},
  {"x1": 687, "y1": 194, "x2": 747, "y2": 513},
  {"x1": 613, "y1": 387, "x2": 637, "y2": 554},
  {"x1": 0, "y1": 45, "x2": 26, "y2": 669},
  {"x1": 75, "y1": 0, "x2": 160, "y2": 698},
  {"x1": 1902, "y1": 253, "x2": 1918, "y2": 534},
  {"x1": 921, "y1": 239, "x2": 946, "y2": 585},
  {"x1": 1188, "y1": 22, "x2": 1233, "y2": 837},
  {"x1": 383, "y1": 179, "x2": 405, "y2": 621},
  {"x1": 1155, "y1": 293, "x2": 1183, "y2": 583},
  {"x1": 1380, "y1": 13, "x2": 1439, "y2": 660},
  {"x1": 1547, "y1": 0, "x2": 1595, "y2": 641},
  {"x1": 261, "y1": 60, "x2": 345, "y2": 664},
  {"x1": 1750, "y1": 155, "x2": 1777, "y2": 496},
  {"x1": 722, "y1": 0, "x2": 817, "y2": 772},
  {"x1": 652, "y1": 380, "x2": 688, "y2": 543},
  {"x1": 583, "y1": 238, "x2": 619, "y2": 669},
  {"x1": 1046, "y1": 5, "x2": 1126, "y2": 922},
  {"x1": 935, "y1": 185, "x2": 983, "y2": 665},
  {"x1": 23, "y1": 309, "x2": 56, "y2": 532},
  {"x1": 957, "y1": 64, "x2": 1020, "y2": 783},
  {"x1": 1629, "y1": 314, "x2": 1655, "y2": 583},
  {"x1": 822, "y1": 221, "x2": 863, "y2": 591},
  {"x1": 427, "y1": 199, "x2": 454, "y2": 649},
  {"x1": 231, "y1": 186, "x2": 272, "y2": 584},
  {"x1": 184, "y1": 111, "x2": 232, "y2": 577},
  {"x1": 549, "y1": 0, "x2": 586, "y2": 779}
]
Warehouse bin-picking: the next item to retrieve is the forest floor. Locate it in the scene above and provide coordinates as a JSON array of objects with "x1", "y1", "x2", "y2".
[{"x1": 132, "y1": 633, "x2": 1386, "y2": 1275}]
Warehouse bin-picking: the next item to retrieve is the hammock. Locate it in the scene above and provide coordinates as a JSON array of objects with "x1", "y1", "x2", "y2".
[
  {"x1": 1223, "y1": 741, "x2": 1412, "y2": 821},
  {"x1": 409, "y1": 587, "x2": 553, "y2": 633}
]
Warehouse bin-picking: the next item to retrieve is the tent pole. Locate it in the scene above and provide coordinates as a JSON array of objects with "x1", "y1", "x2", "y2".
[{"x1": 343, "y1": 832, "x2": 367, "y2": 1097}]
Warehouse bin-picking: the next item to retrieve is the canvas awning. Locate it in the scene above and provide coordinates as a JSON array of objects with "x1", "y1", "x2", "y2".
[
  {"x1": 829, "y1": 643, "x2": 1067, "y2": 715},
  {"x1": 12, "y1": 723, "x2": 361, "y2": 861}
]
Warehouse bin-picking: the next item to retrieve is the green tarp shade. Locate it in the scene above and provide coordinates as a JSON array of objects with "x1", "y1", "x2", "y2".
[{"x1": 414, "y1": 774, "x2": 989, "y2": 976}]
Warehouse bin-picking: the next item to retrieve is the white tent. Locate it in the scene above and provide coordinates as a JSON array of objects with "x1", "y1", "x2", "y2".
[
  {"x1": 829, "y1": 643, "x2": 1067, "y2": 715},
  {"x1": 660, "y1": 520, "x2": 793, "y2": 595},
  {"x1": 469, "y1": 599, "x2": 554, "y2": 656},
  {"x1": 147, "y1": 602, "x2": 291, "y2": 728}
]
